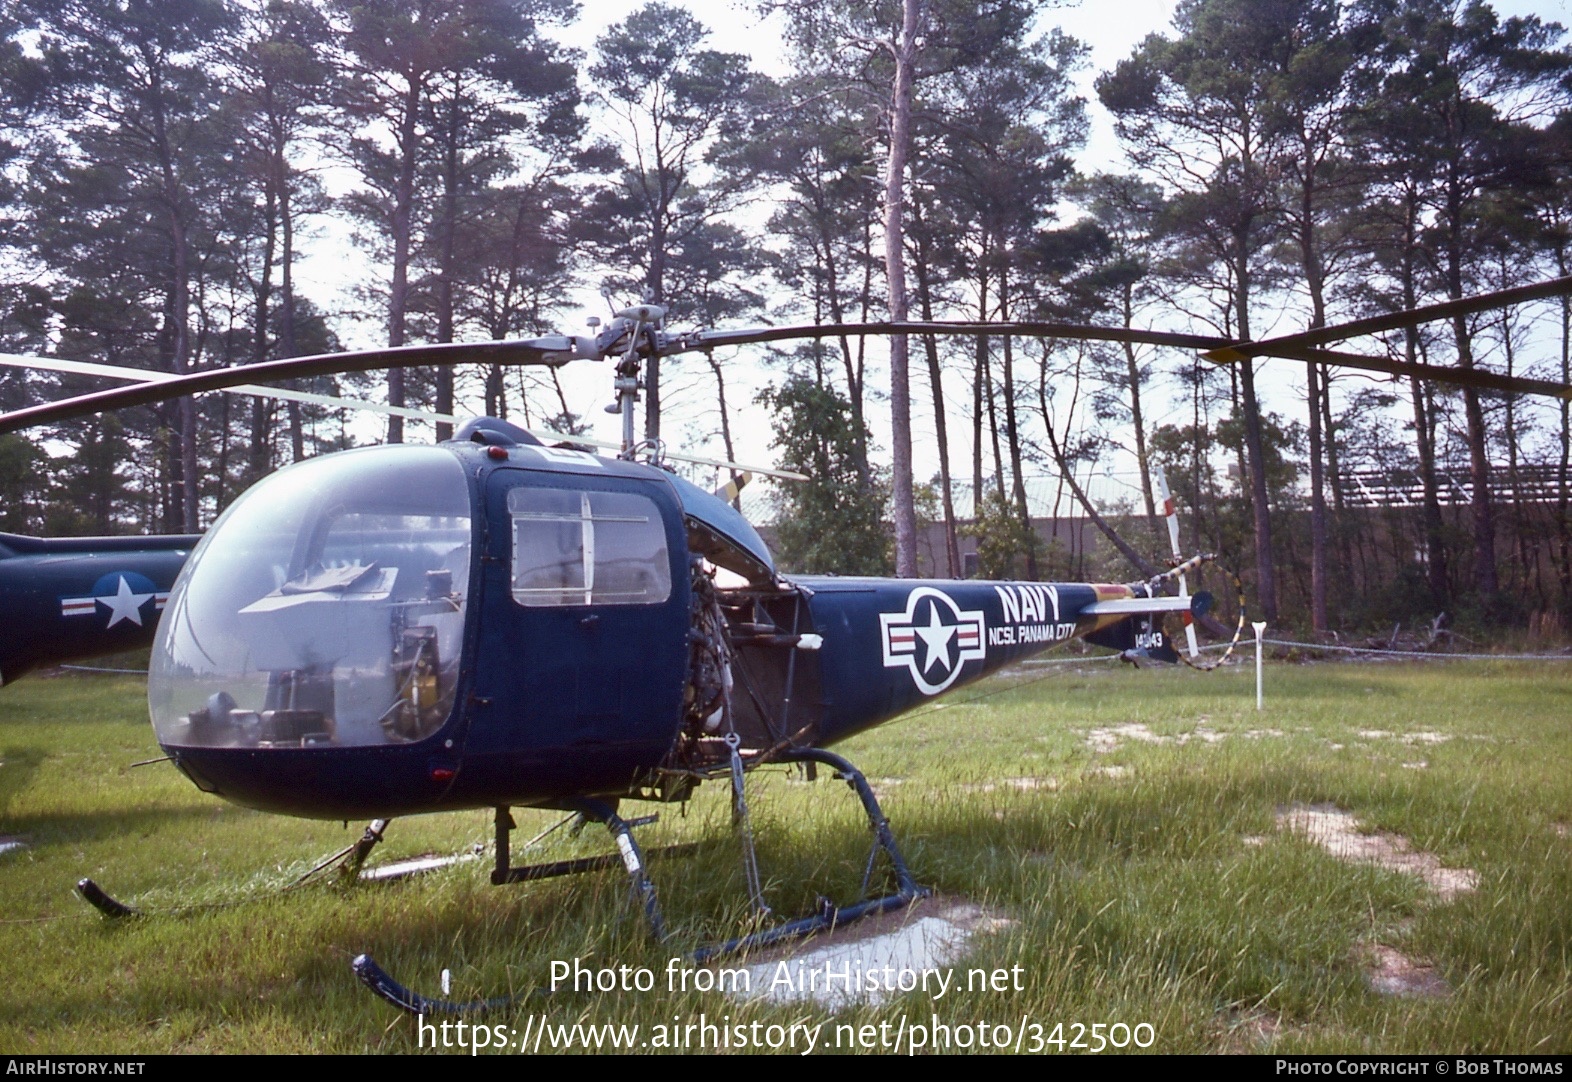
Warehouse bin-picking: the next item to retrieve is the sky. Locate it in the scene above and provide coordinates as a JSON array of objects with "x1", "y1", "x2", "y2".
[{"x1": 291, "y1": 0, "x2": 1572, "y2": 519}]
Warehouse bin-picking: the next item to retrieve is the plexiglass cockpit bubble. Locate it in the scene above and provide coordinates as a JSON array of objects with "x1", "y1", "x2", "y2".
[{"x1": 150, "y1": 445, "x2": 472, "y2": 749}]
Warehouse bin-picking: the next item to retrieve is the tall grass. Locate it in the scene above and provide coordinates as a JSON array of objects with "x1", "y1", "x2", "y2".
[{"x1": 0, "y1": 661, "x2": 1567, "y2": 1053}]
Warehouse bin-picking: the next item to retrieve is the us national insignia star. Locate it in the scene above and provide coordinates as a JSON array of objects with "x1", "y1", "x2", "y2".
[{"x1": 880, "y1": 587, "x2": 986, "y2": 695}]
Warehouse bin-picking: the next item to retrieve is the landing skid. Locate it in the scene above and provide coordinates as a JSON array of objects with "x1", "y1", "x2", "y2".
[
  {"x1": 75, "y1": 878, "x2": 137, "y2": 918},
  {"x1": 354, "y1": 748, "x2": 929, "y2": 1015},
  {"x1": 693, "y1": 747, "x2": 929, "y2": 963},
  {"x1": 73, "y1": 816, "x2": 476, "y2": 918},
  {"x1": 359, "y1": 851, "x2": 482, "y2": 882},
  {"x1": 75, "y1": 747, "x2": 928, "y2": 1011},
  {"x1": 354, "y1": 797, "x2": 670, "y2": 1014}
]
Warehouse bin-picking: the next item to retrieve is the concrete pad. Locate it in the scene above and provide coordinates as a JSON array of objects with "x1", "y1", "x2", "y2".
[{"x1": 727, "y1": 897, "x2": 1012, "y2": 1012}]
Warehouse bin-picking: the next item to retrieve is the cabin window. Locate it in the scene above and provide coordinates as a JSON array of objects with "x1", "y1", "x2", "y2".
[
  {"x1": 508, "y1": 488, "x2": 671, "y2": 607},
  {"x1": 148, "y1": 443, "x2": 474, "y2": 749}
]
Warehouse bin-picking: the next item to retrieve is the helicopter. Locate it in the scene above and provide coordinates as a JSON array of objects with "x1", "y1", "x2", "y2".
[{"x1": 0, "y1": 276, "x2": 1567, "y2": 1014}]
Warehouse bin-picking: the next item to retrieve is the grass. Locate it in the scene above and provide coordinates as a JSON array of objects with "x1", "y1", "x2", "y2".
[{"x1": 0, "y1": 659, "x2": 1568, "y2": 1054}]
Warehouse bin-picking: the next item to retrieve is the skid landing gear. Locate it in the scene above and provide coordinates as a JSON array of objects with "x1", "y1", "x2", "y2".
[
  {"x1": 73, "y1": 817, "x2": 478, "y2": 919},
  {"x1": 75, "y1": 878, "x2": 137, "y2": 918},
  {"x1": 355, "y1": 748, "x2": 928, "y2": 1015},
  {"x1": 354, "y1": 798, "x2": 678, "y2": 1014},
  {"x1": 691, "y1": 747, "x2": 928, "y2": 963}
]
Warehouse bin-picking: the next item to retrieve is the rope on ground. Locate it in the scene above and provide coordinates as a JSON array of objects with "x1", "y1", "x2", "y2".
[
  {"x1": 1017, "y1": 654, "x2": 1122, "y2": 666},
  {"x1": 1204, "y1": 638, "x2": 1572, "y2": 662},
  {"x1": 1152, "y1": 554, "x2": 1248, "y2": 672}
]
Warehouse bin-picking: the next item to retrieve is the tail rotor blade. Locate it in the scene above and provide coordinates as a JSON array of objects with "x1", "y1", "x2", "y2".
[
  {"x1": 713, "y1": 471, "x2": 753, "y2": 503},
  {"x1": 1154, "y1": 467, "x2": 1199, "y2": 659}
]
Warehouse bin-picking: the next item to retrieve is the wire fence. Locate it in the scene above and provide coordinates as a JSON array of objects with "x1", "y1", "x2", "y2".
[
  {"x1": 1017, "y1": 638, "x2": 1572, "y2": 669},
  {"x1": 59, "y1": 665, "x2": 148, "y2": 674},
  {"x1": 1248, "y1": 637, "x2": 1572, "y2": 663}
]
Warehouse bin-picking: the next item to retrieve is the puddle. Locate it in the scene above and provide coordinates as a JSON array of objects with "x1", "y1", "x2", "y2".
[
  {"x1": 1362, "y1": 944, "x2": 1452, "y2": 998},
  {"x1": 1277, "y1": 804, "x2": 1478, "y2": 901},
  {"x1": 726, "y1": 897, "x2": 1013, "y2": 1011}
]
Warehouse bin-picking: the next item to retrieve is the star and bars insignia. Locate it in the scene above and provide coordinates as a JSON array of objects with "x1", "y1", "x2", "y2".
[
  {"x1": 59, "y1": 573, "x2": 168, "y2": 629},
  {"x1": 880, "y1": 586, "x2": 986, "y2": 696}
]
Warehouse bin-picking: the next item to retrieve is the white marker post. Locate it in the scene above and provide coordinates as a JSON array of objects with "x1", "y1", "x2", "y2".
[{"x1": 1252, "y1": 621, "x2": 1268, "y2": 710}]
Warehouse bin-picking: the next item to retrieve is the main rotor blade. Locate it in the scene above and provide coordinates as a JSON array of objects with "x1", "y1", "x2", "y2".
[
  {"x1": 1216, "y1": 276, "x2": 1572, "y2": 360},
  {"x1": 523, "y1": 424, "x2": 807, "y2": 481},
  {"x1": 0, "y1": 337, "x2": 586, "y2": 434},
  {"x1": 1207, "y1": 342, "x2": 1572, "y2": 400},
  {"x1": 0, "y1": 353, "x2": 461, "y2": 425},
  {"x1": 664, "y1": 320, "x2": 1229, "y2": 355},
  {"x1": 653, "y1": 450, "x2": 806, "y2": 482},
  {"x1": 0, "y1": 351, "x2": 806, "y2": 479}
]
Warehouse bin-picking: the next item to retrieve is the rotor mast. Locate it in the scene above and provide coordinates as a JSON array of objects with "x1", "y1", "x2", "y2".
[{"x1": 603, "y1": 303, "x2": 664, "y2": 459}]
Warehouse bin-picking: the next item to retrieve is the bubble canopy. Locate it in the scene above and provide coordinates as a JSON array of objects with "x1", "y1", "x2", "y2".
[{"x1": 150, "y1": 445, "x2": 473, "y2": 750}]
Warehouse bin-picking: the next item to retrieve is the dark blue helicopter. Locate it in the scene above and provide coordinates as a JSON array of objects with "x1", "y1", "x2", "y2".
[{"x1": 2, "y1": 279, "x2": 1564, "y2": 1013}]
